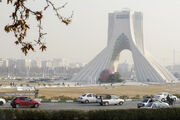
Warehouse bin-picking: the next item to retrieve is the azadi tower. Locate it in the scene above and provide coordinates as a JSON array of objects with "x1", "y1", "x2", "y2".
[{"x1": 71, "y1": 10, "x2": 177, "y2": 84}]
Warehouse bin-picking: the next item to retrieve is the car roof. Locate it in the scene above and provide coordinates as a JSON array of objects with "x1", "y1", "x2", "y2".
[
  {"x1": 17, "y1": 96, "x2": 28, "y2": 98},
  {"x1": 144, "y1": 97, "x2": 152, "y2": 99},
  {"x1": 158, "y1": 92, "x2": 169, "y2": 94},
  {"x1": 96, "y1": 94, "x2": 113, "y2": 96},
  {"x1": 82, "y1": 93, "x2": 95, "y2": 95}
]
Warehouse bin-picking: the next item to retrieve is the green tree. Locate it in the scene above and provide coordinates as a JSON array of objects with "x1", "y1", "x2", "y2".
[{"x1": 102, "y1": 72, "x2": 124, "y2": 83}]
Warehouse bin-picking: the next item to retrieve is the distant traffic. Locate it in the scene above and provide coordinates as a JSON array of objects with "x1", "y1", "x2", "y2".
[{"x1": 0, "y1": 92, "x2": 179, "y2": 109}]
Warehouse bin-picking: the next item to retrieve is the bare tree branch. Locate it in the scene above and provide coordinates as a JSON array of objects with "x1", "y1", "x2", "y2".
[{"x1": 1, "y1": 0, "x2": 73, "y2": 55}]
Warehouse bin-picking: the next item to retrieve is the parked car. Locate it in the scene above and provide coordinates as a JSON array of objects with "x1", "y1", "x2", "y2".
[
  {"x1": 77, "y1": 93, "x2": 97, "y2": 103},
  {"x1": 97, "y1": 94, "x2": 124, "y2": 106},
  {"x1": 0, "y1": 98, "x2": 6, "y2": 105},
  {"x1": 11, "y1": 97, "x2": 40, "y2": 108},
  {"x1": 137, "y1": 97, "x2": 154, "y2": 108},
  {"x1": 143, "y1": 101, "x2": 169, "y2": 108},
  {"x1": 154, "y1": 92, "x2": 178, "y2": 102}
]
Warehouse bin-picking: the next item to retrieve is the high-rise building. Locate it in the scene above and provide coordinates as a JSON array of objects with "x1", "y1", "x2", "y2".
[{"x1": 16, "y1": 59, "x2": 25, "y2": 69}]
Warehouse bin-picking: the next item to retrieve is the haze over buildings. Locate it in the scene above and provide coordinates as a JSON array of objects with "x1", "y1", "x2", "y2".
[
  {"x1": 0, "y1": 58, "x2": 84, "y2": 79},
  {"x1": 1, "y1": 0, "x2": 180, "y2": 66}
]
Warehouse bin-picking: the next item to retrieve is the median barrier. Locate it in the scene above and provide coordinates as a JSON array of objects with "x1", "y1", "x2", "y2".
[
  {"x1": 125, "y1": 99, "x2": 140, "y2": 101},
  {"x1": 65, "y1": 100, "x2": 74, "y2": 103},
  {"x1": 125, "y1": 99, "x2": 132, "y2": 101},
  {"x1": 41, "y1": 99, "x2": 74, "y2": 103},
  {"x1": 41, "y1": 100, "x2": 51, "y2": 103},
  {"x1": 51, "y1": 100, "x2": 59, "y2": 103}
]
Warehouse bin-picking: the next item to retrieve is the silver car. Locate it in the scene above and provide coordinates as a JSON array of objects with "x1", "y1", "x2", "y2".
[
  {"x1": 97, "y1": 94, "x2": 124, "y2": 106},
  {"x1": 137, "y1": 98, "x2": 154, "y2": 108},
  {"x1": 143, "y1": 101, "x2": 169, "y2": 108},
  {"x1": 154, "y1": 92, "x2": 178, "y2": 102},
  {"x1": 77, "y1": 93, "x2": 97, "y2": 103}
]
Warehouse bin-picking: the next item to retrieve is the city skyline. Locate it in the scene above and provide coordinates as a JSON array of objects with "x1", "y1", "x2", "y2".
[
  {"x1": 0, "y1": 58, "x2": 84, "y2": 80},
  {"x1": 0, "y1": 57, "x2": 180, "y2": 81},
  {"x1": 0, "y1": 58, "x2": 85, "y2": 68},
  {"x1": 1, "y1": 0, "x2": 180, "y2": 66}
]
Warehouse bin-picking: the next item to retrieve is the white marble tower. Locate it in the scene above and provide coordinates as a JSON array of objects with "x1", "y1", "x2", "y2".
[{"x1": 71, "y1": 10, "x2": 177, "y2": 84}]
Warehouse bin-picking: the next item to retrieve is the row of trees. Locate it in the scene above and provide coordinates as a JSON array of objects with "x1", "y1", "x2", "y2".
[{"x1": 106, "y1": 72, "x2": 124, "y2": 83}]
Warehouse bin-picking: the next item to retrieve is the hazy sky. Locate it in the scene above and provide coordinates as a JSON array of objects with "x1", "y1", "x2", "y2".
[{"x1": 1, "y1": 0, "x2": 180, "y2": 66}]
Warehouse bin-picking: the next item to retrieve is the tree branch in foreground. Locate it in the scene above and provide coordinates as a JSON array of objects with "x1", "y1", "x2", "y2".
[{"x1": 1, "y1": 0, "x2": 73, "y2": 55}]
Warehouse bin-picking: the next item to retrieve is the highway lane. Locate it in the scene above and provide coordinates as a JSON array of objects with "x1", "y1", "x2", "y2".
[
  {"x1": 39, "y1": 101, "x2": 138, "y2": 110},
  {"x1": 0, "y1": 100, "x2": 180, "y2": 110}
]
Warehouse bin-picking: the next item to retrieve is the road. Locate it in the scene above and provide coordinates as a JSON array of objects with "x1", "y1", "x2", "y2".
[{"x1": 0, "y1": 100, "x2": 180, "y2": 110}]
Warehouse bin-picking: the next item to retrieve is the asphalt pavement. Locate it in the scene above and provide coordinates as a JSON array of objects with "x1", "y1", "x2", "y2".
[{"x1": 0, "y1": 100, "x2": 180, "y2": 110}]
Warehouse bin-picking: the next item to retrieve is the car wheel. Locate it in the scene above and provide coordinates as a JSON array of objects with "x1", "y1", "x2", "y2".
[
  {"x1": 34, "y1": 103, "x2": 39, "y2": 108},
  {"x1": 119, "y1": 101, "x2": 123, "y2": 105},
  {"x1": 0, "y1": 101, "x2": 4, "y2": 106},
  {"x1": 105, "y1": 102, "x2": 109, "y2": 106},
  {"x1": 85, "y1": 100, "x2": 89, "y2": 104},
  {"x1": 161, "y1": 98, "x2": 165, "y2": 102},
  {"x1": 12, "y1": 106, "x2": 16, "y2": 108},
  {"x1": 99, "y1": 103, "x2": 103, "y2": 106},
  {"x1": 137, "y1": 106, "x2": 140, "y2": 108},
  {"x1": 15, "y1": 104, "x2": 20, "y2": 108}
]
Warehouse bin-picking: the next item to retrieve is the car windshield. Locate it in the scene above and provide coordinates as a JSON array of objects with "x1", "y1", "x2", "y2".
[
  {"x1": 145, "y1": 102, "x2": 153, "y2": 107},
  {"x1": 12, "y1": 97, "x2": 17, "y2": 101},
  {"x1": 82, "y1": 94, "x2": 86, "y2": 97},
  {"x1": 111, "y1": 95, "x2": 118, "y2": 99},
  {"x1": 25, "y1": 97, "x2": 31, "y2": 101},
  {"x1": 169, "y1": 94, "x2": 173, "y2": 97},
  {"x1": 142, "y1": 98, "x2": 148, "y2": 102}
]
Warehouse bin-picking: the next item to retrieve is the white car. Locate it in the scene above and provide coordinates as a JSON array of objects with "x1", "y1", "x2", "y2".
[
  {"x1": 97, "y1": 94, "x2": 124, "y2": 106},
  {"x1": 143, "y1": 101, "x2": 169, "y2": 108},
  {"x1": 154, "y1": 92, "x2": 178, "y2": 102},
  {"x1": 0, "y1": 98, "x2": 6, "y2": 105},
  {"x1": 77, "y1": 93, "x2": 97, "y2": 103}
]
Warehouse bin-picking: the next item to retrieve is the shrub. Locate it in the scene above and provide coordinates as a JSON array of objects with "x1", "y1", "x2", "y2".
[
  {"x1": 119, "y1": 95, "x2": 129, "y2": 99},
  {"x1": 173, "y1": 94, "x2": 180, "y2": 99},
  {"x1": 143, "y1": 95, "x2": 154, "y2": 99},
  {"x1": 131, "y1": 95, "x2": 140, "y2": 99},
  {"x1": 0, "y1": 108, "x2": 180, "y2": 120},
  {"x1": 41, "y1": 99, "x2": 51, "y2": 103},
  {"x1": 51, "y1": 96, "x2": 75, "y2": 101},
  {"x1": 38, "y1": 96, "x2": 51, "y2": 102},
  {"x1": 1, "y1": 96, "x2": 14, "y2": 101},
  {"x1": 39, "y1": 96, "x2": 47, "y2": 100},
  {"x1": 39, "y1": 95, "x2": 75, "y2": 102}
]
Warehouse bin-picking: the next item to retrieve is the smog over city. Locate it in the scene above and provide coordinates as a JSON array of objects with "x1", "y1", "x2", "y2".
[{"x1": 0, "y1": 0, "x2": 180, "y2": 119}]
